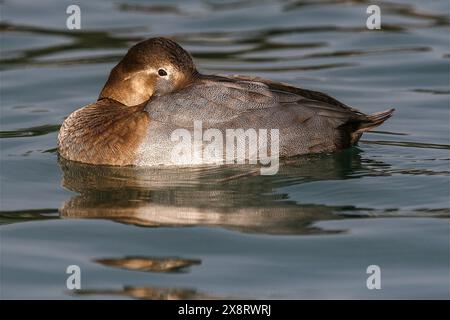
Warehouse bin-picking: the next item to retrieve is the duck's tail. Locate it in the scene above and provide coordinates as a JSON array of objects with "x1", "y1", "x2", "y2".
[{"x1": 350, "y1": 108, "x2": 395, "y2": 144}]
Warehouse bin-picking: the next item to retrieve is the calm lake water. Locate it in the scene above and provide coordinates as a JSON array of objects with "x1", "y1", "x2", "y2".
[{"x1": 1, "y1": 0, "x2": 449, "y2": 299}]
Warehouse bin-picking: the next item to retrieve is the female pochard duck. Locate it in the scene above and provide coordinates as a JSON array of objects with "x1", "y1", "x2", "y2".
[{"x1": 58, "y1": 37, "x2": 394, "y2": 166}]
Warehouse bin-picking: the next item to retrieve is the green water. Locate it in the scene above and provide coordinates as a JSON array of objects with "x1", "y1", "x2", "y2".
[{"x1": 1, "y1": 0, "x2": 449, "y2": 299}]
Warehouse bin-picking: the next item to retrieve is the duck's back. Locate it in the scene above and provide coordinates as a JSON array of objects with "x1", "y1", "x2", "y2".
[{"x1": 135, "y1": 75, "x2": 393, "y2": 165}]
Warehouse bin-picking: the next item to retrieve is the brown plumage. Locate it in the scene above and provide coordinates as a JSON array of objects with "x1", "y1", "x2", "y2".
[
  {"x1": 58, "y1": 99, "x2": 150, "y2": 165},
  {"x1": 58, "y1": 37, "x2": 394, "y2": 166}
]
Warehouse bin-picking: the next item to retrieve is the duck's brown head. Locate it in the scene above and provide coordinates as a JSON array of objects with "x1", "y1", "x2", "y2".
[{"x1": 99, "y1": 37, "x2": 197, "y2": 106}]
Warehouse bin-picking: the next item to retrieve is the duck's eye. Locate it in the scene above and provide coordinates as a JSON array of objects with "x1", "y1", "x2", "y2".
[{"x1": 158, "y1": 69, "x2": 168, "y2": 77}]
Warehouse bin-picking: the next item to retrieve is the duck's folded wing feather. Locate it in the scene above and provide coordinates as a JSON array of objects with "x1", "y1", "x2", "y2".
[{"x1": 145, "y1": 75, "x2": 365, "y2": 130}]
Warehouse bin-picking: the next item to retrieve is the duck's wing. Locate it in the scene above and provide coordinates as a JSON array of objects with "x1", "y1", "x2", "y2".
[
  {"x1": 225, "y1": 74, "x2": 360, "y2": 112},
  {"x1": 225, "y1": 74, "x2": 394, "y2": 137},
  {"x1": 146, "y1": 74, "x2": 365, "y2": 125},
  {"x1": 144, "y1": 74, "x2": 393, "y2": 153},
  {"x1": 227, "y1": 74, "x2": 394, "y2": 127}
]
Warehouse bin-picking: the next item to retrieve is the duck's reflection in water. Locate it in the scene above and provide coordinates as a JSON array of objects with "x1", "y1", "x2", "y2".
[
  {"x1": 76, "y1": 256, "x2": 219, "y2": 299},
  {"x1": 95, "y1": 256, "x2": 201, "y2": 273},
  {"x1": 74, "y1": 256, "x2": 225, "y2": 299},
  {"x1": 59, "y1": 149, "x2": 384, "y2": 235},
  {"x1": 75, "y1": 286, "x2": 223, "y2": 300}
]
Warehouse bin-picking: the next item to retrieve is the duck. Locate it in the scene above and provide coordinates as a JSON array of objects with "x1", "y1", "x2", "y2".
[{"x1": 58, "y1": 37, "x2": 394, "y2": 167}]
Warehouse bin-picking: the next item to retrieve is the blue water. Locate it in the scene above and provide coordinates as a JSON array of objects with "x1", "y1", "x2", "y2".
[{"x1": 1, "y1": 0, "x2": 449, "y2": 299}]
